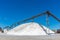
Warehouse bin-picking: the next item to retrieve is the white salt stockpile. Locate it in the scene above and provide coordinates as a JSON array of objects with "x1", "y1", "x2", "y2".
[{"x1": 6, "y1": 22, "x2": 55, "y2": 35}]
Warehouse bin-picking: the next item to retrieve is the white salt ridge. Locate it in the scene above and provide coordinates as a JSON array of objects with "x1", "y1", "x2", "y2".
[{"x1": 6, "y1": 22, "x2": 54, "y2": 35}]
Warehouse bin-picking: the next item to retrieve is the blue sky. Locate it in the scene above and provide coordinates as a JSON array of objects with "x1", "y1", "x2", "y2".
[{"x1": 0, "y1": 0, "x2": 60, "y2": 30}]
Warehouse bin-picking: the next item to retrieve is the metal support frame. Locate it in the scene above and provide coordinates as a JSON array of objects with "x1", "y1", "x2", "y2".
[
  {"x1": 46, "y1": 13, "x2": 50, "y2": 34},
  {"x1": 4, "y1": 11, "x2": 60, "y2": 31}
]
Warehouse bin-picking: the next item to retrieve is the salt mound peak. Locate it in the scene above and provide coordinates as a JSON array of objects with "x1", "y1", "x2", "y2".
[{"x1": 6, "y1": 22, "x2": 54, "y2": 35}]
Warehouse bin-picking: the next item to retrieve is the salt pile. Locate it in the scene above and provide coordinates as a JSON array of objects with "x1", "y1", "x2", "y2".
[{"x1": 6, "y1": 22, "x2": 54, "y2": 35}]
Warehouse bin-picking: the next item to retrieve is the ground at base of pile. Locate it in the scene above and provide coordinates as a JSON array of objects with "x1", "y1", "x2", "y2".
[{"x1": 0, "y1": 34, "x2": 60, "y2": 40}]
